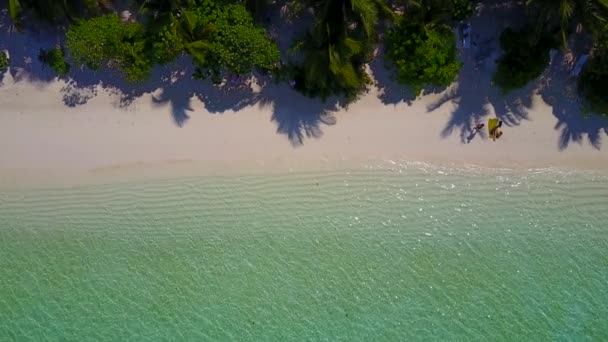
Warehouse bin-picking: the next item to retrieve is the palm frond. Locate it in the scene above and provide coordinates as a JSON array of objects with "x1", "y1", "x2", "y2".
[
  {"x1": 9, "y1": 0, "x2": 21, "y2": 20},
  {"x1": 185, "y1": 40, "x2": 212, "y2": 64},
  {"x1": 350, "y1": 0, "x2": 379, "y2": 38}
]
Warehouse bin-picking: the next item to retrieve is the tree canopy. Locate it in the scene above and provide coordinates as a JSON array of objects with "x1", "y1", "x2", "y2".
[
  {"x1": 386, "y1": 19, "x2": 461, "y2": 94},
  {"x1": 4, "y1": 0, "x2": 608, "y2": 116},
  {"x1": 493, "y1": 28, "x2": 559, "y2": 93},
  {"x1": 288, "y1": 0, "x2": 395, "y2": 100},
  {"x1": 66, "y1": 14, "x2": 152, "y2": 81}
]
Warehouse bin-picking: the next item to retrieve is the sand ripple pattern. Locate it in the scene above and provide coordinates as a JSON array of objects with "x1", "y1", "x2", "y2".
[{"x1": 1, "y1": 167, "x2": 607, "y2": 340}]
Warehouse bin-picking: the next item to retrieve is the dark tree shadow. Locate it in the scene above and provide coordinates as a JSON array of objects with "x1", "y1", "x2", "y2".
[
  {"x1": 426, "y1": 0, "x2": 533, "y2": 143},
  {"x1": 538, "y1": 48, "x2": 608, "y2": 150},
  {"x1": 0, "y1": 4, "x2": 338, "y2": 145},
  {"x1": 369, "y1": 46, "x2": 417, "y2": 106},
  {"x1": 195, "y1": 74, "x2": 266, "y2": 115},
  {"x1": 63, "y1": 56, "x2": 265, "y2": 126},
  {"x1": 0, "y1": 9, "x2": 63, "y2": 86},
  {"x1": 255, "y1": 84, "x2": 339, "y2": 146},
  {"x1": 428, "y1": 53, "x2": 533, "y2": 142}
]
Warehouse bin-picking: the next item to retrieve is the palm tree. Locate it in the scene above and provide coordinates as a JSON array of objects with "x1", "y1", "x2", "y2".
[
  {"x1": 173, "y1": 9, "x2": 215, "y2": 65},
  {"x1": 527, "y1": 0, "x2": 608, "y2": 44},
  {"x1": 8, "y1": 0, "x2": 22, "y2": 29},
  {"x1": 292, "y1": 0, "x2": 394, "y2": 98},
  {"x1": 293, "y1": 31, "x2": 367, "y2": 98},
  {"x1": 406, "y1": 0, "x2": 453, "y2": 31}
]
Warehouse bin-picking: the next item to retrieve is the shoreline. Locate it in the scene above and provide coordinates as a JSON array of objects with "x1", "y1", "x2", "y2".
[
  {"x1": 3, "y1": 16, "x2": 608, "y2": 190},
  {"x1": 2, "y1": 76, "x2": 608, "y2": 189},
  {"x1": 3, "y1": 158, "x2": 608, "y2": 191},
  {"x1": 2, "y1": 75, "x2": 608, "y2": 190}
]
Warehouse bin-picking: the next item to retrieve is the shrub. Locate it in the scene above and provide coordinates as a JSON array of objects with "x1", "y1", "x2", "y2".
[
  {"x1": 66, "y1": 14, "x2": 152, "y2": 81},
  {"x1": 211, "y1": 5, "x2": 280, "y2": 74},
  {"x1": 386, "y1": 21, "x2": 461, "y2": 95},
  {"x1": 152, "y1": 3, "x2": 279, "y2": 79},
  {"x1": 493, "y1": 28, "x2": 558, "y2": 93},
  {"x1": 39, "y1": 47, "x2": 71, "y2": 75}
]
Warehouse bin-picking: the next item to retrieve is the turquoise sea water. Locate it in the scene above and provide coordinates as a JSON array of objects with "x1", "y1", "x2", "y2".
[{"x1": 1, "y1": 165, "x2": 607, "y2": 340}]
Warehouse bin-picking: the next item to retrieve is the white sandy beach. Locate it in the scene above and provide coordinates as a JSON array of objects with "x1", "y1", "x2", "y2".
[
  {"x1": 1, "y1": 2, "x2": 608, "y2": 189},
  {"x1": 1, "y1": 68, "x2": 608, "y2": 189}
]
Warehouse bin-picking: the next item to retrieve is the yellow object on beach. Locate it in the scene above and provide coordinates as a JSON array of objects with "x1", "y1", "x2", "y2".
[{"x1": 488, "y1": 118, "x2": 499, "y2": 139}]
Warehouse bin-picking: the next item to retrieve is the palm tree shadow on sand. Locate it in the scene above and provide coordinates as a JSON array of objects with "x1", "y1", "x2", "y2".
[
  {"x1": 425, "y1": 0, "x2": 534, "y2": 143},
  {"x1": 427, "y1": 0, "x2": 608, "y2": 149},
  {"x1": 0, "y1": 12, "x2": 61, "y2": 86},
  {"x1": 538, "y1": 50, "x2": 608, "y2": 150},
  {"x1": 427, "y1": 53, "x2": 533, "y2": 143},
  {"x1": 62, "y1": 57, "x2": 264, "y2": 126},
  {"x1": 255, "y1": 84, "x2": 339, "y2": 146},
  {"x1": 61, "y1": 57, "x2": 339, "y2": 144}
]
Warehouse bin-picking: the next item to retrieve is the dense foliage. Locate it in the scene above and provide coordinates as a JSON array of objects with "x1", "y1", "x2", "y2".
[
  {"x1": 0, "y1": 51, "x2": 9, "y2": 72},
  {"x1": 32, "y1": 0, "x2": 278, "y2": 82},
  {"x1": 527, "y1": 0, "x2": 608, "y2": 44},
  {"x1": 189, "y1": 3, "x2": 279, "y2": 76},
  {"x1": 139, "y1": 1, "x2": 279, "y2": 80},
  {"x1": 39, "y1": 48, "x2": 71, "y2": 75},
  {"x1": 66, "y1": 15, "x2": 152, "y2": 81},
  {"x1": 493, "y1": 28, "x2": 558, "y2": 93},
  {"x1": 386, "y1": 20, "x2": 461, "y2": 94},
  {"x1": 288, "y1": 0, "x2": 394, "y2": 100},
  {"x1": 3, "y1": 0, "x2": 608, "y2": 116}
]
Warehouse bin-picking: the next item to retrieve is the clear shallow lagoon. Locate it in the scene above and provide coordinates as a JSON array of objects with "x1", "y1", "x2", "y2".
[{"x1": 1, "y1": 165, "x2": 607, "y2": 340}]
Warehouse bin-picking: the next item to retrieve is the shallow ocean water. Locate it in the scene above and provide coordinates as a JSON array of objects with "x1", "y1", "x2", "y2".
[{"x1": 1, "y1": 165, "x2": 607, "y2": 340}]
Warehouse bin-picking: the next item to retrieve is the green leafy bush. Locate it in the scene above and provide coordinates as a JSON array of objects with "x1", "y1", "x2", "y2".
[
  {"x1": 151, "y1": 3, "x2": 279, "y2": 77},
  {"x1": 493, "y1": 28, "x2": 558, "y2": 93},
  {"x1": 66, "y1": 15, "x2": 152, "y2": 81},
  {"x1": 211, "y1": 5, "x2": 279, "y2": 74},
  {"x1": 386, "y1": 21, "x2": 461, "y2": 95},
  {"x1": 153, "y1": 24, "x2": 185, "y2": 64},
  {"x1": 39, "y1": 47, "x2": 70, "y2": 75},
  {"x1": 0, "y1": 51, "x2": 8, "y2": 72}
]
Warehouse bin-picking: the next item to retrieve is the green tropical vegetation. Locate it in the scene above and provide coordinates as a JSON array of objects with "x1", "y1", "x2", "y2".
[
  {"x1": 386, "y1": 0, "x2": 462, "y2": 94},
  {"x1": 527, "y1": 0, "x2": 608, "y2": 45},
  {"x1": 493, "y1": 28, "x2": 559, "y2": 93},
  {"x1": 2, "y1": 0, "x2": 608, "y2": 115},
  {"x1": 287, "y1": 0, "x2": 396, "y2": 100},
  {"x1": 66, "y1": 14, "x2": 152, "y2": 81},
  {"x1": 0, "y1": 51, "x2": 9, "y2": 72},
  {"x1": 39, "y1": 47, "x2": 71, "y2": 75}
]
